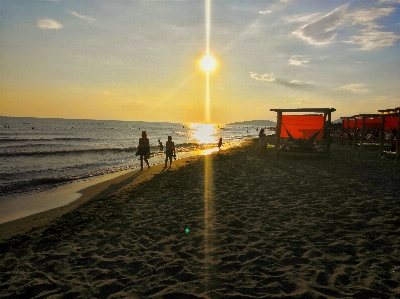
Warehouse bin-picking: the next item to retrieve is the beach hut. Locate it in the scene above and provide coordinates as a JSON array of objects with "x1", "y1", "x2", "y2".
[
  {"x1": 378, "y1": 107, "x2": 400, "y2": 161},
  {"x1": 340, "y1": 116, "x2": 355, "y2": 146},
  {"x1": 341, "y1": 114, "x2": 382, "y2": 149},
  {"x1": 270, "y1": 108, "x2": 336, "y2": 157},
  {"x1": 355, "y1": 114, "x2": 381, "y2": 149}
]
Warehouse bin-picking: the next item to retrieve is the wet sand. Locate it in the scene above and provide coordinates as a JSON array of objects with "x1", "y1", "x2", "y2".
[{"x1": 1, "y1": 139, "x2": 400, "y2": 298}]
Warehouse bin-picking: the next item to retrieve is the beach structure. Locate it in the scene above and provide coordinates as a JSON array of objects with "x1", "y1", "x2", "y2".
[
  {"x1": 340, "y1": 116, "x2": 355, "y2": 146},
  {"x1": 355, "y1": 114, "x2": 381, "y2": 149},
  {"x1": 378, "y1": 107, "x2": 400, "y2": 161},
  {"x1": 270, "y1": 108, "x2": 336, "y2": 157},
  {"x1": 341, "y1": 114, "x2": 381, "y2": 149}
]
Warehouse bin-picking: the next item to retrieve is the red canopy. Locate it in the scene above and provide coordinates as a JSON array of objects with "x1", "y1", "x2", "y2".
[
  {"x1": 343, "y1": 116, "x2": 398, "y2": 130},
  {"x1": 280, "y1": 115, "x2": 324, "y2": 140},
  {"x1": 343, "y1": 119, "x2": 355, "y2": 129},
  {"x1": 384, "y1": 115, "x2": 398, "y2": 130}
]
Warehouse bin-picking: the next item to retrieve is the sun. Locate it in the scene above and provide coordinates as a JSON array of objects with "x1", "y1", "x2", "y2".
[{"x1": 200, "y1": 55, "x2": 216, "y2": 72}]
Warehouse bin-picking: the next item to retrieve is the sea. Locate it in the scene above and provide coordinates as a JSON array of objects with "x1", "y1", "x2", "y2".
[{"x1": 0, "y1": 116, "x2": 270, "y2": 198}]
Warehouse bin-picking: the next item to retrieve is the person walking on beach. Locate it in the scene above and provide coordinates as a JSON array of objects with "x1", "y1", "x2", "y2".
[
  {"x1": 137, "y1": 131, "x2": 150, "y2": 171},
  {"x1": 164, "y1": 136, "x2": 176, "y2": 168},
  {"x1": 258, "y1": 128, "x2": 267, "y2": 156},
  {"x1": 218, "y1": 137, "x2": 223, "y2": 154}
]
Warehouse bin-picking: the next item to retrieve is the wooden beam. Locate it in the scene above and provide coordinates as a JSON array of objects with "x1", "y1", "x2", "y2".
[
  {"x1": 380, "y1": 114, "x2": 385, "y2": 157},
  {"x1": 397, "y1": 109, "x2": 400, "y2": 161},
  {"x1": 347, "y1": 118, "x2": 351, "y2": 146},
  {"x1": 275, "y1": 111, "x2": 282, "y2": 158},
  {"x1": 352, "y1": 118, "x2": 357, "y2": 149},
  {"x1": 270, "y1": 108, "x2": 336, "y2": 113},
  {"x1": 327, "y1": 111, "x2": 332, "y2": 157},
  {"x1": 360, "y1": 116, "x2": 365, "y2": 149}
]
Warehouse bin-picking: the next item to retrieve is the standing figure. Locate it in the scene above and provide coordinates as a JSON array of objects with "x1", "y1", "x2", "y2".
[
  {"x1": 258, "y1": 128, "x2": 267, "y2": 156},
  {"x1": 158, "y1": 139, "x2": 164, "y2": 151},
  {"x1": 164, "y1": 136, "x2": 176, "y2": 168},
  {"x1": 138, "y1": 131, "x2": 150, "y2": 170},
  {"x1": 218, "y1": 137, "x2": 223, "y2": 154}
]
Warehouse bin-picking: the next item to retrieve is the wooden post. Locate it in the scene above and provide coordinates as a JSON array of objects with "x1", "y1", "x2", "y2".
[
  {"x1": 379, "y1": 114, "x2": 385, "y2": 157},
  {"x1": 360, "y1": 116, "x2": 365, "y2": 149},
  {"x1": 397, "y1": 110, "x2": 400, "y2": 161},
  {"x1": 327, "y1": 111, "x2": 332, "y2": 157},
  {"x1": 347, "y1": 118, "x2": 350, "y2": 146},
  {"x1": 275, "y1": 111, "x2": 282, "y2": 158},
  {"x1": 352, "y1": 118, "x2": 357, "y2": 149}
]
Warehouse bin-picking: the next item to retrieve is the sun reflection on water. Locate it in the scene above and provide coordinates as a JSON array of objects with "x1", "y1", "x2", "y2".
[{"x1": 185, "y1": 123, "x2": 222, "y2": 144}]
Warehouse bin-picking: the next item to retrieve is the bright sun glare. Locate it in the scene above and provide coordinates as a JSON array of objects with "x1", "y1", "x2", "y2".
[
  {"x1": 200, "y1": 55, "x2": 216, "y2": 72},
  {"x1": 187, "y1": 123, "x2": 219, "y2": 144}
]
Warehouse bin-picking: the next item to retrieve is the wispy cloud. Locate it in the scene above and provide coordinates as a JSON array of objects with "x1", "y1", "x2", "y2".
[
  {"x1": 345, "y1": 30, "x2": 400, "y2": 50},
  {"x1": 68, "y1": 10, "x2": 96, "y2": 22},
  {"x1": 344, "y1": 7, "x2": 399, "y2": 50},
  {"x1": 293, "y1": 4, "x2": 348, "y2": 46},
  {"x1": 37, "y1": 18, "x2": 63, "y2": 30},
  {"x1": 250, "y1": 72, "x2": 313, "y2": 90},
  {"x1": 288, "y1": 55, "x2": 310, "y2": 66},
  {"x1": 337, "y1": 83, "x2": 371, "y2": 94},
  {"x1": 293, "y1": 4, "x2": 400, "y2": 50},
  {"x1": 259, "y1": 11, "x2": 271, "y2": 14},
  {"x1": 286, "y1": 12, "x2": 320, "y2": 23}
]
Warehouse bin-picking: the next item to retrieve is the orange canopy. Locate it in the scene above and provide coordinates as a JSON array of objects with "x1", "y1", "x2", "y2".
[
  {"x1": 280, "y1": 115, "x2": 324, "y2": 140},
  {"x1": 343, "y1": 116, "x2": 398, "y2": 130},
  {"x1": 384, "y1": 115, "x2": 398, "y2": 130}
]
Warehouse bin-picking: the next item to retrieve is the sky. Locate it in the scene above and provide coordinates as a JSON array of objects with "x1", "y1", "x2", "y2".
[{"x1": 1, "y1": 0, "x2": 399, "y2": 124}]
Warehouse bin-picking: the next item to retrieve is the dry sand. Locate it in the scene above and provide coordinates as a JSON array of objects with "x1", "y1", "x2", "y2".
[{"x1": 1, "y1": 139, "x2": 400, "y2": 299}]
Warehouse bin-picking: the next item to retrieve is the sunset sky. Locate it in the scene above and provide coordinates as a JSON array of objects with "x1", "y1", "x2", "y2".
[{"x1": 1, "y1": 0, "x2": 399, "y2": 124}]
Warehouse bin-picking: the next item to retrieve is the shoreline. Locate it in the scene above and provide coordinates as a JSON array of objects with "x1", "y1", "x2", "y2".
[
  {"x1": 0, "y1": 144, "x2": 234, "y2": 241},
  {"x1": 1, "y1": 139, "x2": 399, "y2": 298}
]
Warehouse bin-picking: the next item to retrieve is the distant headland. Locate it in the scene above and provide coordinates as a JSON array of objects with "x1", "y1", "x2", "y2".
[{"x1": 227, "y1": 120, "x2": 276, "y2": 126}]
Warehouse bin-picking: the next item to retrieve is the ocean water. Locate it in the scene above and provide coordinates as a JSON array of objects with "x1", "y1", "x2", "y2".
[{"x1": 0, "y1": 116, "x2": 267, "y2": 197}]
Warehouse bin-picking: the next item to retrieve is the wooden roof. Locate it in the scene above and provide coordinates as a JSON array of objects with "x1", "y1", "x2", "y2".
[
  {"x1": 355, "y1": 114, "x2": 381, "y2": 118},
  {"x1": 378, "y1": 107, "x2": 400, "y2": 114},
  {"x1": 270, "y1": 108, "x2": 336, "y2": 113}
]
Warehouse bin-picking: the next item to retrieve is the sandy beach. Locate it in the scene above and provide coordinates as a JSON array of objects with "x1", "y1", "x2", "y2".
[{"x1": 1, "y1": 138, "x2": 400, "y2": 298}]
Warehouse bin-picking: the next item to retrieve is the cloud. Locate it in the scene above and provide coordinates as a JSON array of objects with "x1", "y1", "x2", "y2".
[
  {"x1": 288, "y1": 55, "x2": 310, "y2": 66},
  {"x1": 293, "y1": 5, "x2": 400, "y2": 50},
  {"x1": 249, "y1": 72, "x2": 275, "y2": 82},
  {"x1": 259, "y1": 11, "x2": 271, "y2": 14},
  {"x1": 293, "y1": 5, "x2": 348, "y2": 45},
  {"x1": 337, "y1": 83, "x2": 371, "y2": 94},
  {"x1": 344, "y1": 7, "x2": 399, "y2": 50},
  {"x1": 286, "y1": 12, "x2": 321, "y2": 23},
  {"x1": 344, "y1": 30, "x2": 400, "y2": 50},
  {"x1": 68, "y1": 10, "x2": 96, "y2": 22},
  {"x1": 250, "y1": 72, "x2": 313, "y2": 90},
  {"x1": 37, "y1": 18, "x2": 63, "y2": 30}
]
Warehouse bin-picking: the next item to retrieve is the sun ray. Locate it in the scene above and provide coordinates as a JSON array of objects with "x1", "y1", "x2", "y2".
[
  {"x1": 206, "y1": 0, "x2": 210, "y2": 56},
  {"x1": 203, "y1": 0, "x2": 213, "y2": 290}
]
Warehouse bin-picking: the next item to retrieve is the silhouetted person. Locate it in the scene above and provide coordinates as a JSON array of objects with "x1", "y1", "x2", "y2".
[
  {"x1": 164, "y1": 136, "x2": 176, "y2": 168},
  {"x1": 137, "y1": 131, "x2": 150, "y2": 170},
  {"x1": 158, "y1": 139, "x2": 164, "y2": 151}
]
